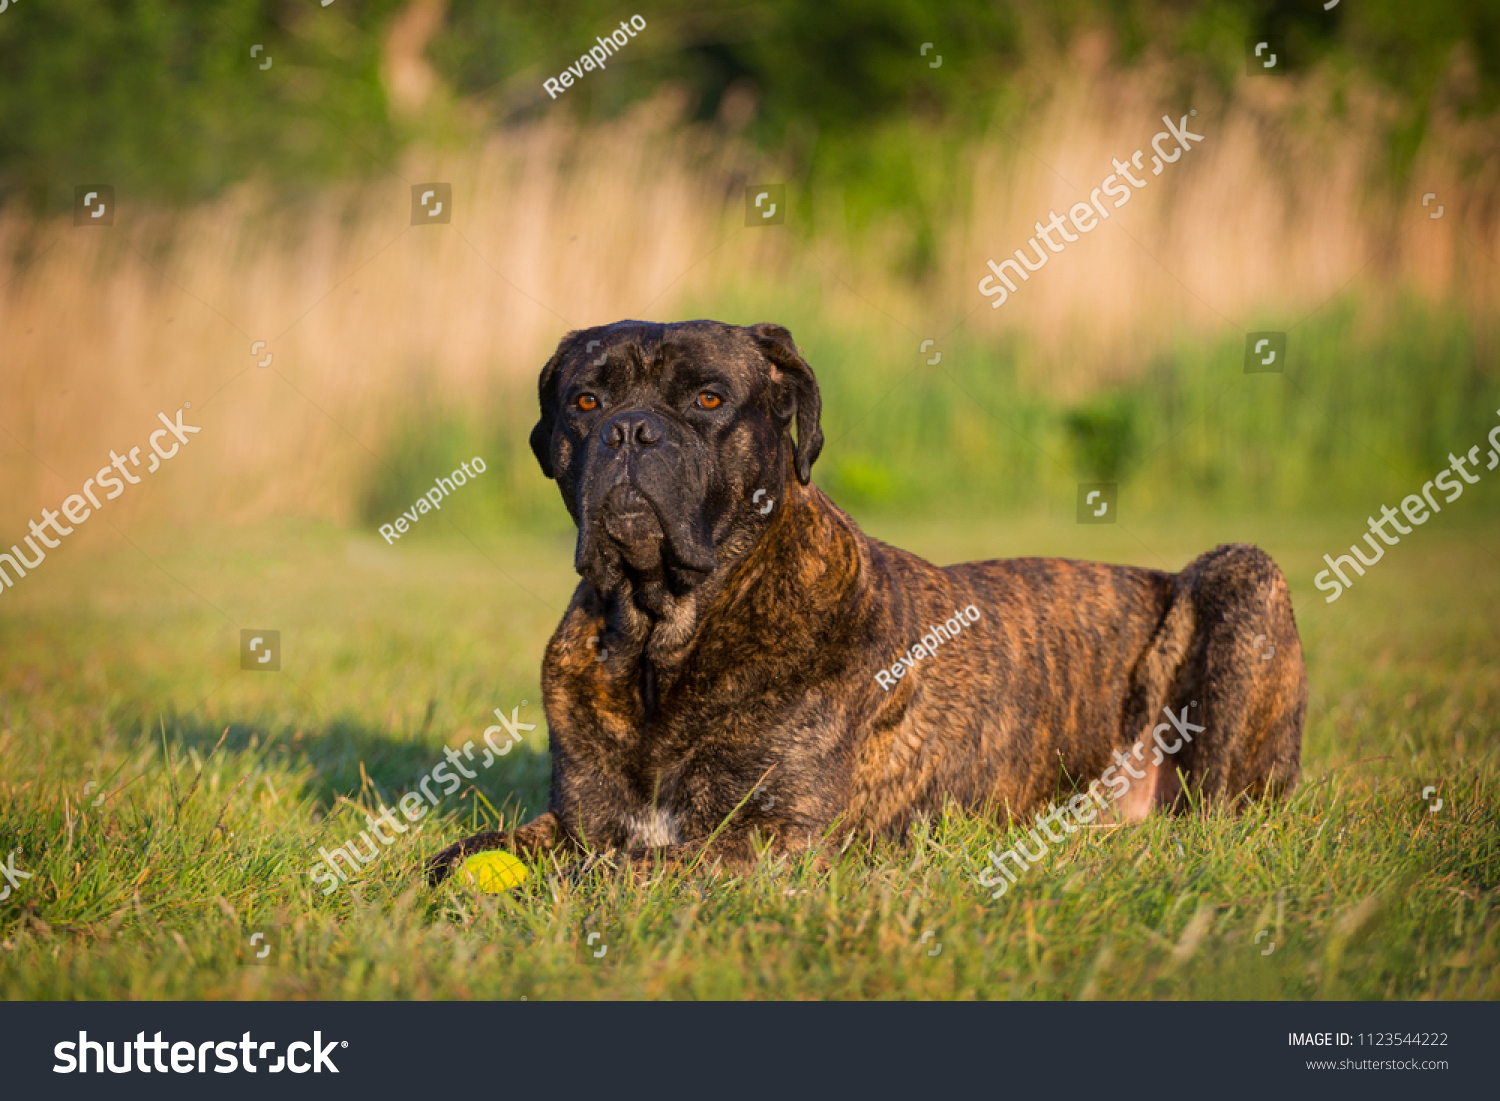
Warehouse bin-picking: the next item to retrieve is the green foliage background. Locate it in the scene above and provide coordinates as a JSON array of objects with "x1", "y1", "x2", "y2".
[
  {"x1": 3, "y1": 1, "x2": 1498, "y2": 524},
  {"x1": 361, "y1": 293, "x2": 1500, "y2": 528},
  {"x1": 5, "y1": 1, "x2": 1499, "y2": 209}
]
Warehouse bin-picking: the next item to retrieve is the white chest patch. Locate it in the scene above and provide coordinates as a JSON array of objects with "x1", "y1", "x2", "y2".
[{"x1": 622, "y1": 807, "x2": 682, "y2": 848}]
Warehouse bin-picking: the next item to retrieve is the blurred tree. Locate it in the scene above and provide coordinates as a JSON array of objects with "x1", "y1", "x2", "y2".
[
  {"x1": 0, "y1": 0, "x2": 409, "y2": 210},
  {"x1": 1, "y1": 0, "x2": 1497, "y2": 213}
]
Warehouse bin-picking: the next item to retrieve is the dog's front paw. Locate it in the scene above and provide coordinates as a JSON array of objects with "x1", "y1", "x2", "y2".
[
  {"x1": 424, "y1": 830, "x2": 506, "y2": 886},
  {"x1": 423, "y1": 842, "x2": 466, "y2": 886}
]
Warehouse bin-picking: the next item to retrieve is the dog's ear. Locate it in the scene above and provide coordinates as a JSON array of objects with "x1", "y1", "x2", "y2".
[
  {"x1": 749, "y1": 323, "x2": 823, "y2": 485},
  {"x1": 529, "y1": 335, "x2": 576, "y2": 479}
]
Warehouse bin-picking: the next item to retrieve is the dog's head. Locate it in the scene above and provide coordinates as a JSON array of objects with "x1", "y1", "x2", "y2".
[{"x1": 530, "y1": 320, "x2": 822, "y2": 603}]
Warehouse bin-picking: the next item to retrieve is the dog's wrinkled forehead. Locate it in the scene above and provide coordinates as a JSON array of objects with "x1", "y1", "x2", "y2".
[{"x1": 555, "y1": 319, "x2": 770, "y2": 395}]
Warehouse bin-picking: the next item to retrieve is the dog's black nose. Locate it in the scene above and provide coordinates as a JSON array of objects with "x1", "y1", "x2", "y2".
[{"x1": 601, "y1": 411, "x2": 664, "y2": 450}]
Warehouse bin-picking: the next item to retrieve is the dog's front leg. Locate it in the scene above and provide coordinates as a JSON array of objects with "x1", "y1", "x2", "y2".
[
  {"x1": 424, "y1": 810, "x2": 566, "y2": 885},
  {"x1": 619, "y1": 823, "x2": 832, "y2": 878},
  {"x1": 617, "y1": 827, "x2": 774, "y2": 877}
]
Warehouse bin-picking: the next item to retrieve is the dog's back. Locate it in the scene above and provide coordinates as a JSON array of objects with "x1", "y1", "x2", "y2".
[{"x1": 851, "y1": 530, "x2": 1306, "y2": 830}]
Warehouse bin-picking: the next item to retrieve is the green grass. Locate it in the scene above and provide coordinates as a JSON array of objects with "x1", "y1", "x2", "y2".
[{"x1": 1, "y1": 513, "x2": 1497, "y2": 999}]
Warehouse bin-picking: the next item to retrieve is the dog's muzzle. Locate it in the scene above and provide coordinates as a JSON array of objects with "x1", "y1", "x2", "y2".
[
  {"x1": 576, "y1": 409, "x2": 716, "y2": 585},
  {"x1": 601, "y1": 485, "x2": 667, "y2": 570}
]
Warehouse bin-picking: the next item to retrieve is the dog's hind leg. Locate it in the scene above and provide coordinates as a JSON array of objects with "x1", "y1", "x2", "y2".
[
  {"x1": 1118, "y1": 735, "x2": 1183, "y2": 821},
  {"x1": 1114, "y1": 593, "x2": 1196, "y2": 822},
  {"x1": 1169, "y1": 544, "x2": 1307, "y2": 806}
]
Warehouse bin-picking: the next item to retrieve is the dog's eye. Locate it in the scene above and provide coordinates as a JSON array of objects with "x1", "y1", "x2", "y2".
[
  {"x1": 576, "y1": 393, "x2": 599, "y2": 412},
  {"x1": 696, "y1": 392, "x2": 723, "y2": 410}
]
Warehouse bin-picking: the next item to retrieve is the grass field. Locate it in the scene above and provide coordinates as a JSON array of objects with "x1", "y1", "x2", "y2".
[{"x1": 1, "y1": 512, "x2": 1497, "y2": 1000}]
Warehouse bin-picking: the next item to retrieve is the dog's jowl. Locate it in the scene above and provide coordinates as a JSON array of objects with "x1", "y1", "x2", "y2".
[{"x1": 427, "y1": 320, "x2": 1306, "y2": 880}]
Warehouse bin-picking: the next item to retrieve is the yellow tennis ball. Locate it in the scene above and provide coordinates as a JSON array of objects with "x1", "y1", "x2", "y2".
[{"x1": 457, "y1": 850, "x2": 529, "y2": 893}]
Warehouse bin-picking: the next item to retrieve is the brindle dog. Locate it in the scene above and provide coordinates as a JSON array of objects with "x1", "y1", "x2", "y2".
[{"x1": 426, "y1": 320, "x2": 1306, "y2": 882}]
